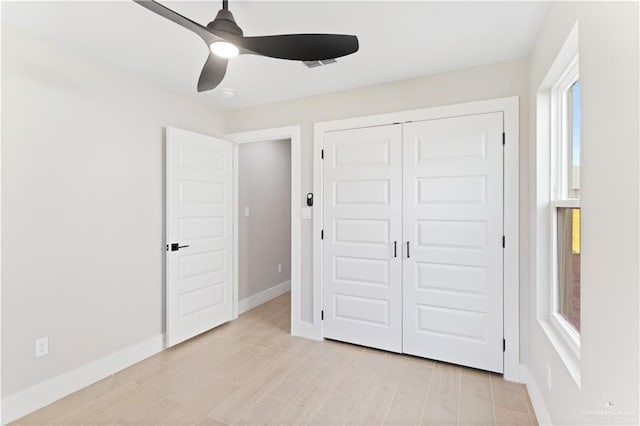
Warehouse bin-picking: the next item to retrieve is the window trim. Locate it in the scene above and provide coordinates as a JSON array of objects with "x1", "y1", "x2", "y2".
[{"x1": 535, "y1": 22, "x2": 581, "y2": 387}]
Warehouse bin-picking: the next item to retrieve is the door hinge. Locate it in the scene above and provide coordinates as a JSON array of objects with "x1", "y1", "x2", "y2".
[
  {"x1": 502, "y1": 236, "x2": 506, "y2": 248},
  {"x1": 502, "y1": 132, "x2": 506, "y2": 145},
  {"x1": 503, "y1": 339, "x2": 506, "y2": 352},
  {"x1": 321, "y1": 149, "x2": 324, "y2": 159},
  {"x1": 165, "y1": 244, "x2": 169, "y2": 251},
  {"x1": 321, "y1": 229, "x2": 324, "y2": 240},
  {"x1": 321, "y1": 310, "x2": 324, "y2": 320}
]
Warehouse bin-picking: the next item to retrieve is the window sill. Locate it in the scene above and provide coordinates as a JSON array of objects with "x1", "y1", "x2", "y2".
[{"x1": 538, "y1": 318, "x2": 582, "y2": 388}]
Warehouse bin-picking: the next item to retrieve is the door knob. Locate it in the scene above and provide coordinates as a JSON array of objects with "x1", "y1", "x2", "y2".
[{"x1": 170, "y1": 243, "x2": 190, "y2": 252}]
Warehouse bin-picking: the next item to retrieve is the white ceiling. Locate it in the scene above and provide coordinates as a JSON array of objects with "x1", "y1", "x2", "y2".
[{"x1": 2, "y1": 1, "x2": 549, "y2": 110}]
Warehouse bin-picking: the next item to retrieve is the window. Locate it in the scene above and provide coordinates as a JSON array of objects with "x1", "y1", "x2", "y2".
[
  {"x1": 550, "y1": 57, "x2": 581, "y2": 342},
  {"x1": 536, "y1": 23, "x2": 580, "y2": 385}
]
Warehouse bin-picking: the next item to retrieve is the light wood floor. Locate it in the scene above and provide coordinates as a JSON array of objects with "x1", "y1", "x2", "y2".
[{"x1": 14, "y1": 293, "x2": 537, "y2": 426}]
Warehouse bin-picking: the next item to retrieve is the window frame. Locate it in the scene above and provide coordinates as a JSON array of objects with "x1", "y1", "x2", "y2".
[
  {"x1": 536, "y1": 22, "x2": 581, "y2": 387},
  {"x1": 549, "y1": 54, "x2": 581, "y2": 356}
]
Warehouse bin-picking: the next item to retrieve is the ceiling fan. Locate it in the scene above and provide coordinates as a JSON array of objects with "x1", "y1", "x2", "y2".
[{"x1": 133, "y1": 0, "x2": 360, "y2": 92}]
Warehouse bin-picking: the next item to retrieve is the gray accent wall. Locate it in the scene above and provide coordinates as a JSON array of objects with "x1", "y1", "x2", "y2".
[{"x1": 238, "y1": 140, "x2": 291, "y2": 301}]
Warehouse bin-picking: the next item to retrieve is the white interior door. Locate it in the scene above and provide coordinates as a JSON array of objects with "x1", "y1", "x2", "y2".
[
  {"x1": 166, "y1": 127, "x2": 233, "y2": 347},
  {"x1": 402, "y1": 113, "x2": 504, "y2": 373},
  {"x1": 322, "y1": 125, "x2": 403, "y2": 352}
]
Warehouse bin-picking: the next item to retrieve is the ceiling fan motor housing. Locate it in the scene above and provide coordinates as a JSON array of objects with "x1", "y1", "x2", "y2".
[{"x1": 207, "y1": 9, "x2": 243, "y2": 37}]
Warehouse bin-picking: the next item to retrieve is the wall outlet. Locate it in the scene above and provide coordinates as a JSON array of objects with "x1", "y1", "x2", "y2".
[
  {"x1": 546, "y1": 364, "x2": 552, "y2": 390},
  {"x1": 278, "y1": 264, "x2": 282, "y2": 273},
  {"x1": 35, "y1": 337, "x2": 49, "y2": 358}
]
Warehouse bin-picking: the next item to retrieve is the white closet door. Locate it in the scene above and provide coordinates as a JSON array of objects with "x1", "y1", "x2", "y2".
[
  {"x1": 322, "y1": 124, "x2": 403, "y2": 352},
  {"x1": 166, "y1": 127, "x2": 233, "y2": 347},
  {"x1": 402, "y1": 113, "x2": 504, "y2": 373}
]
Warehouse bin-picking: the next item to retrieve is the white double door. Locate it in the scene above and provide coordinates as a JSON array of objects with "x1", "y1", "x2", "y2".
[{"x1": 322, "y1": 112, "x2": 505, "y2": 373}]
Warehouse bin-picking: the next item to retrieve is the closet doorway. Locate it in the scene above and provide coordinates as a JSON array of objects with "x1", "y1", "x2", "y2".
[{"x1": 314, "y1": 98, "x2": 520, "y2": 378}]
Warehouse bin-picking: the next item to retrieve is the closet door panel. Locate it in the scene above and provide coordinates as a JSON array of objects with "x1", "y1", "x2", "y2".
[
  {"x1": 402, "y1": 113, "x2": 504, "y2": 373},
  {"x1": 322, "y1": 124, "x2": 403, "y2": 352}
]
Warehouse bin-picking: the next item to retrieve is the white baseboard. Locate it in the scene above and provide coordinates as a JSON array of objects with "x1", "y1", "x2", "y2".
[
  {"x1": 238, "y1": 280, "x2": 291, "y2": 315},
  {"x1": 1, "y1": 334, "x2": 164, "y2": 425},
  {"x1": 524, "y1": 366, "x2": 553, "y2": 425}
]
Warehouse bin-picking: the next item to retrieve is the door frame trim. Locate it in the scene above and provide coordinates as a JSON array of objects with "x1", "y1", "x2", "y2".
[
  {"x1": 313, "y1": 97, "x2": 521, "y2": 381},
  {"x1": 225, "y1": 126, "x2": 304, "y2": 335}
]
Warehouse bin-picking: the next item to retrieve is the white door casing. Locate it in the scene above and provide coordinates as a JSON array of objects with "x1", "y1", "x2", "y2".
[
  {"x1": 322, "y1": 125, "x2": 403, "y2": 352},
  {"x1": 166, "y1": 127, "x2": 233, "y2": 347},
  {"x1": 402, "y1": 112, "x2": 504, "y2": 373}
]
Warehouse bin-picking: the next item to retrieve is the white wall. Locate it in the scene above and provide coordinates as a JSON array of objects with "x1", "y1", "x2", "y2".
[
  {"x1": 226, "y1": 59, "x2": 531, "y2": 361},
  {"x1": 1, "y1": 28, "x2": 225, "y2": 397},
  {"x1": 527, "y1": 2, "x2": 639, "y2": 424},
  {"x1": 238, "y1": 139, "x2": 291, "y2": 301}
]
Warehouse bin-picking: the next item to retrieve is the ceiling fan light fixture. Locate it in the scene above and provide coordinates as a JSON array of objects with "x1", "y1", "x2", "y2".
[{"x1": 210, "y1": 41, "x2": 239, "y2": 58}]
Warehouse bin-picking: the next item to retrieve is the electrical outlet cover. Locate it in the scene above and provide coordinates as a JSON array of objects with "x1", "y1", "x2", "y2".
[{"x1": 35, "y1": 337, "x2": 49, "y2": 358}]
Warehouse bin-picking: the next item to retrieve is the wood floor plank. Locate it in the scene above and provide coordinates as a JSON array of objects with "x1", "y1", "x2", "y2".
[
  {"x1": 232, "y1": 396, "x2": 286, "y2": 426},
  {"x1": 384, "y1": 361, "x2": 432, "y2": 425},
  {"x1": 120, "y1": 397, "x2": 183, "y2": 425},
  {"x1": 225, "y1": 344, "x2": 288, "y2": 386},
  {"x1": 208, "y1": 353, "x2": 303, "y2": 424},
  {"x1": 274, "y1": 344, "x2": 361, "y2": 424},
  {"x1": 494, "y1": 406, "x2": 535, "y2": 425},
  {"x1": 50, "y1": 381, "x2": 142, "y2": 425},
  {"x1": 420, "y1": 362, "x2": 461, "y2": 425},
  {"x1": 165, "y1": 375, "x2": 239, "y2": 411},
  {"x1": 306, "y1": 410, "x2": 346, "y2": 426},
  {"x1": 490, "y1": 374, "x2": 531, "y2": 415},
  {"x1": 14, "y1": 375, "x2": 130, "y2": 425},
  {"x1": 267, "y1": 343, "x2": 337, "y2": 402},
  {"x1": 319, "y1": 349, "x2": 384, "y2": 420},
  {"x1": 345, "y1": 353, "x2": 408, "y2": 425},
  {"x1": 88, "y1": 382, "x2": 169, "y2": 425},
  {"x1": 458, "y1": 375, "x2": 495, "y2": 425}
]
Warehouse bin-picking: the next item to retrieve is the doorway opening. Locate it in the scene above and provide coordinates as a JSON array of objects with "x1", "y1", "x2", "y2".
[
  {"x1": 236, "y1": 139, "x2": 292, "y2": 315},
  {"x1": 227, "y1": 126, "x2": 301, "y2": 332}
]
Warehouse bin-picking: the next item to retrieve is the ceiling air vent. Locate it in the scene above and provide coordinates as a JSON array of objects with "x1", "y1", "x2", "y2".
[{"x1": 303, "y1": 58, "x2": 338, "y2": 68}]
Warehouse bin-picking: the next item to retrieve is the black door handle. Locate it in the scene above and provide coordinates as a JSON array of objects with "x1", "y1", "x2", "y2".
[
  {"x1": 170, "y1": 243, "x2": 190, "y2": 252},
  {"x1": 406, "y1": 241, "x2": 410, "y2": 258},
  {"x1": 394, "y1": 241, "x2": 397, "y2": 258}
]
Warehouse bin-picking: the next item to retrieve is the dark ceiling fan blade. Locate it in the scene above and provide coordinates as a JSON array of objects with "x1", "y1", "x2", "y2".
[
  {"x1": 197, "y1": 54, "x2": 228, "y2": 92},
  {"x1": 133, "y1": 0, "x2": 216, "y2": 45},
  {"x1": 235, "y1": 34, "x2": 359, "y2": 61}
]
